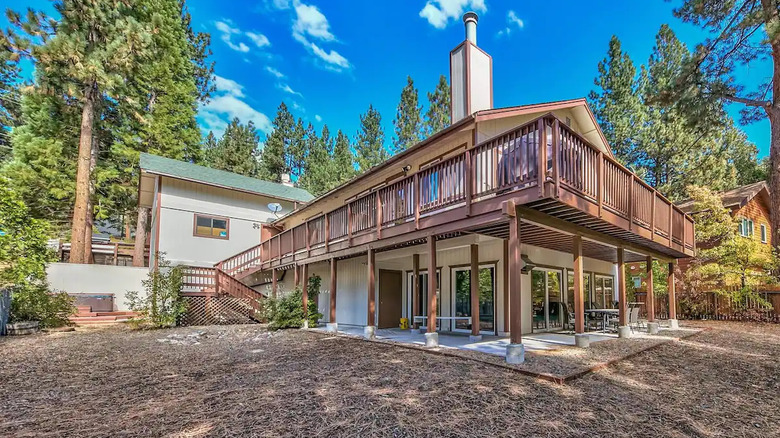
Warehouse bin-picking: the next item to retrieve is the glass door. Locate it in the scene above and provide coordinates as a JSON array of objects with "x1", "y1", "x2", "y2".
[
  {"x1": 593, "y1": 275, "x2": 615, "y2": 309},
  {"x1": 452, "y1": 266, "x2": 495, "y2": 334},
  {"x1": 407, "y1": 270, "x2": 440, "y2": 325},
  {"x1": 531, "y1": 268, "x2": 563, "y2": 331}
]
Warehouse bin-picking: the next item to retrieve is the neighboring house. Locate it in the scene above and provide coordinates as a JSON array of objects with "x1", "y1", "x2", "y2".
[
  {"x1": 137, "y1": 153, "x2": 314, "y2": 268},
  {"x1": 214, "y1": 13, "x2": 694, "y2": 363}
]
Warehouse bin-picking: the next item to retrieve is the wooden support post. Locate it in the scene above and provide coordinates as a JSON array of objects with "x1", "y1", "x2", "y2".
[
  {"x1": 508, "y1": 210, "x2": 522, "y2": 344},
  {"x1": 412, "y1": 254, "x2": 420, "y2": 329},
  {"x1": 414, "y1": 174, "x2": 420, "y2": 230},
  {"x1": 305, "y1": 222, "x2": 311, "y2": 254},
  {"x1": 668, "y1": 202, "x2": 673, "y2": 247},
  {"x1": 426, "y1": 236, "x2": 438, "y2": 334},
  {"x1": 113, "y1": 243, "x2": 119, "y2": 265},
  {"x1": 271, "y1": 268, "x2": 278, "y2": 299},
  {"x1": 646, "y1": 255, "x2": 655, "y2": 322},
  {"x1": 551, "y1": 118, "x2": 561, "y2": 197},
  {"x1": 376, "y1": 192, "x2": 382, "y2": 239},
  {"x1": 503, "y1": 239, "x2": 509, "y2": 335},
  {"x1": 617, "y1": 248, "x2": 627, "y2": 327},
  {"x1": 301, "y1": 263, "x2": 308, "y2": 318},
  {"x1": 470, "y1": 244, "x2": 480, "y2": 337},
  {"x1": 465, "y1": 149, "x2": 473, "y2": 215},
  {"x1": 330, "y1": 258, "x2": 337, "y2": 323},
  {"x1": 628, "y1": 175, "x2": 634, "y2": 232},
  {"x1": 347, "y1": 203, "x2": 353, "y2": 244},
  {"x1": 367, "y1": 248, "x2": 375, "y2": 327},
  {"x1": 537, "y1": 119, "x2": 547, "y2": 197},
  {"x1": 573, "y1": 235, "x2": 585, "y2": 334},
  {"x1": 597, "y1": 152, "x2": 604, "y2": 218},
  {"x1": 294, "y1": 265, "x2": 300, "y2": 287},
  {"x1": 668, "y1": 261, "x2": 677, "y2": 320},
  {"x1": 324, "y1": 213, "x2": 330, "y2": 252}
]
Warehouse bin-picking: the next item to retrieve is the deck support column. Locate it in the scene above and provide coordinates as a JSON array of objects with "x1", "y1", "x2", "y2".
[
  {"x1": 425, "y1": 236, "x2": 439, "y2": 347},
  {"x1": 469, "y1": 244, "x2": 481, "y2": 342},
  {"x1": 506, "y1": 207, "x2": 524, "y2": 363},
  {"x1": 412, "y1": 254, "x2": 420, "y2": 331},
  {"x1": 294, "y1": 265, "x2": 300, "y2": 288},
  {"x1": 327, "y1": 258, "x2": 338, "y2": 332},
  {"x1": 646, "y1": 256, "x2": 659, "y2": 334},
  {"x1": 271, "y1": 268, "x2": 278, "y2": 299},
  {"x1": 365, "y1": 248, "x2": 376, "y2": 339},
  {"x1": 301, "y1": 264, "x2": 309, "y2": 329},
  {"x1": 573, "y1": 235, "x2": 589, "y2": 348},
  {"x1": 616, "y1": 248, "x2": 630, "y2": 338},
  {"x1": 667, "y1": 261, "x2": 678, "y2": 329}
]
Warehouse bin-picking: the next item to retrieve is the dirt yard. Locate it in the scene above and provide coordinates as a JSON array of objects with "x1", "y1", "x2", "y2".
[{"x1": 1, "y1": 321, "x2": 778, "y2": 438}]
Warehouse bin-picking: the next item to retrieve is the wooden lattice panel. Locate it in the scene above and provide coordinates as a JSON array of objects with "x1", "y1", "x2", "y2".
[{"x1": 182, "y1": 296, "x2": 258, "y2": 326}]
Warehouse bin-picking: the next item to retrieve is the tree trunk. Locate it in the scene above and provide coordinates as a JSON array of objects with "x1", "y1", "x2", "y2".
[
  {"x1": 771, "y1": 111, "x2": 780, "y2": 250},
  {"x1": 69, "y1": 82, "x2": 97, "y2": 264},
  {"x1": 133, "y1": 206, "x2": 149, "y2": 267},
  {"x1": 83, "y1": 133, "x2": 98, "y2": 264}
]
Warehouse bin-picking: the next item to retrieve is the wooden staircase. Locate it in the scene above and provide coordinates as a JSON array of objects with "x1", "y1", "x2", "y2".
[
  {"x1": 181, "y1": 265, "x2": 265, "y2": 324},
  {"x1": 70, "y1": 306, "x2": 139, "y2": 326},
  {"x1": 216, "y1": 244, "x2": 263, "y2": 280}
]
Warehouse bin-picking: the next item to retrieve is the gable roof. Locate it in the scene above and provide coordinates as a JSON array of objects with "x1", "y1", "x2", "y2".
[
  {"x1": 139, "y1": 153, "x2": 314, "y2": 203},
  {"x1": 677, "y1": 181, "x2": 770, "y2": 213}
]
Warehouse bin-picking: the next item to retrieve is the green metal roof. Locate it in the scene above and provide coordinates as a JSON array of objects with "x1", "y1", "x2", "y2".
[{"x1": 139, "y1": 153, "x2": 314, "y2": 203}]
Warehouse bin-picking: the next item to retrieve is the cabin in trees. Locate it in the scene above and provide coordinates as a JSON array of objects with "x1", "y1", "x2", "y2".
[
  {"x1": 213, "y1": 13, "x2": 694, "y2": 363},
  {"x1": 137, "y1": 153, "x2": 314, "y2": 269}
]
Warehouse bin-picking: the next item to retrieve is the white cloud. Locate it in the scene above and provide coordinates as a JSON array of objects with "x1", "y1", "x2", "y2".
[
  {"x1": 277, "y1": 83, "x2": 303, "y2": 97},
  {"x1": 290, "y1": 101, "x2": 305, "y2": 113},
  {"x1": 419, "y1": 0, "x2": 486, "y2": 29},
  {"x1": 214, "y1": 75, "x2": 245, "y2": 97},
  {"x1": 290, "y1": 1, "x2": 351, "y2": 72},
  {"x1": 265, "y1": 66, "x2": 285, "y2": 78},
  {"x1": 215, "y1": 19, "x2": 271, "y2": 53},
  {"x1": 497, "y1": 10, "x2": 524, "y2": 37},
  {"x1": 199, "y1": 77, "x2": 272, "y2": 137},
  {"x1": 268, "y1": 0, "x2": 291, "y2": 10},
  {"x1": 314, "y1": 114, "x2": 322, "y2": 122},
  {"x1": 246, "y1": 32, "x2": 271, "y2": 48}
]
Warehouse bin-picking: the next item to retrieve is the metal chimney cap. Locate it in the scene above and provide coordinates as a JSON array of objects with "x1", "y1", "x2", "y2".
[{"x1": 463, "y1": 11, "x2": 478, "y2": 24}]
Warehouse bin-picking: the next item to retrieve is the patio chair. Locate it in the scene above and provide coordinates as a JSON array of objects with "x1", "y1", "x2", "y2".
[
  {"x1": 628, "y1": 304, "x2": 643, "y2": 333},
  {"x1": 564, "y1": 302, "x2": 576, "y2": 332}
]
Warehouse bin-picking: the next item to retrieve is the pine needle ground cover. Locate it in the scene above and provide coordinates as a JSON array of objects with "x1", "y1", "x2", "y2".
[{"x1": 1, "y1": 321, "x2": 778, "y2": 437}]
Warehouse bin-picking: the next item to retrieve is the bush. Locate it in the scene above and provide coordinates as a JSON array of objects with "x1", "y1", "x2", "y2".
[
  {"x1": 263, "y1": 274, "x2": 322, "y2": 330},
  {"x1": 9, "y1": 283, "x2": 74, "y2": 328},
  {"x1": 127, "y1": 255, "x2": 186, "y2": 328}
]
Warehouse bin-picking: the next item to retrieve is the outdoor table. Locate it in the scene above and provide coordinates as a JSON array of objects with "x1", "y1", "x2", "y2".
[
  {"x1": 586, "y1": 309, "x2": 619, "y2": 332},
  {"x1": 412, "y1": 316, "x2": 471, "y2": 330}
]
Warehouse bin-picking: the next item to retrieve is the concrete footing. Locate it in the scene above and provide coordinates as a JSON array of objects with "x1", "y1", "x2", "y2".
[
  {"x1": 424, "y1": 332, "x2": 439, "y2": 347},
  {"x1": 506, "y1": 343, "x2": 525, "y2": 364},
  {"x1": 468, "y1": 335, "x2": 483, "y2": 342},
  {"x1": 647, "y1": 322, "x2": 660, "y2": 334},
  {"x1": 364, "y1": 325, "x2": 376, "y2": 339},
  {"x1": 668, "y1": 319, "x2": 679, "y2": 330},
  {"x1": 301, "y1": 320, "x2": 309, "y2": 329},
  {"x1": 618, "y1": 326, "x2": 631, "y2": 338},
  {"x1": 575, "y1": 333, "x2": 590, "y2": 348},
  {"x1": 326, "y1": 322, "x2": 338, "y2": 333},
  {"x1": 410, "y1": 328, "x2": 421, "y2": 334}
]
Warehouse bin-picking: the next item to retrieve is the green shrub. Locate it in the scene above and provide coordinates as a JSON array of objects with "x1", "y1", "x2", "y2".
[
  {"x1": 263, "y1": 274, "x2": 322, "y2": 330},
  {"x1": 127, "y1": 255, "x2": 186, "y2": 328},
  {"x1": 9, "y1": 283, "x2": 74, "y2": 328}
]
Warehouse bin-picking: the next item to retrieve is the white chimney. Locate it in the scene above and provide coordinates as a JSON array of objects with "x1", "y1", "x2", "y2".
[
  {"x1": 280, "y1": 173, "x2": 294, "y2": 187},
  {"x1": 450, "y1": 12, "x2": 493, "y2": 123}
]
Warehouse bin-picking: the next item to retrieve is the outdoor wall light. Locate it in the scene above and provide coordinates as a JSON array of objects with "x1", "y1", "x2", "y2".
[{"x1": 521, "y1": 254, "x2": 537, "y2": 274}]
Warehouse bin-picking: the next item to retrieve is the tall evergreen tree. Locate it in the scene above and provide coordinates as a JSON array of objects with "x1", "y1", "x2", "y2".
[
  {"x1": 424, "y1": 75, "x2": 451, "y2": 138},
  {"x1": 258, "y1": 102, "x2": 295, "y2": 182},
  {"x1": 354, "y1": 104, "x2": 386, "y2": 172},
  {"x1": 588, "y1": 36, "x2": 645, "y2": 165},
  {"x1": 5, "y1": 1, "x2": 154, "y2": 263},
  {"x1": 299, "y1": 124, "x2": 330, "y2": 195},
  {"x1": 207, "y1": 118, "x2": 260, "y2": 177},
  {"x1": 332, "y1": 129, "x2": 355, "y2": 184},
  {"x1": 0, "y1": 32, "x2": 21, "y2": 160},
  {"x1": 391, "y1": 76, "x2": 423, "y2": 154}
]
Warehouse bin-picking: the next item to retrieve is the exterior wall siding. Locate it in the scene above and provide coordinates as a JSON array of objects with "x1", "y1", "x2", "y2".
[{"x1": 733, "y1": 196, "x2": 772, "y2": 246}]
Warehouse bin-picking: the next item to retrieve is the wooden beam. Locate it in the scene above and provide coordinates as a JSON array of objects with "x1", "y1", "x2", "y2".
[
  {"x1": 668, "y1": 261, "x2": 676, "y2": 320},
  {"x1": 617, "y1": 248, "x2": 627, "y2": 327},
  {"x1": 646, "y1": 255, "x2": 655, "y2": 322},
  {"x1": 367, "y1": 247, "x2": 375, "y2": 327},
  {"x1": 301, "y1": 263, "x2": 308, "y2": 319},
  {"x1": 330, "y1": 258, "x2": 337, "y2": 323},
  {"x1": 508, "y1": 210, "x2": 522, "y2": 344},
  {"x1": 412, "y1": 253, "x2": 420, "y2": 330},
  {"x1": 271, "y1": 268, "x2": 278, "y2": 299},
  {"x1": 427, "y1": 236, "x2": 437, "y2": 333},
  {"x1": 573, "y1": 235, "x2": 585, "y2": 334},
  {"x1": 470, "y1": 243, "x2": 480, "y2": 337},
  {"x1": 294, "y1": 264, "x2": 300, "y2": 287},
  {"x1": 503, "y1": 239, "x2": 509, "y2": 334}
]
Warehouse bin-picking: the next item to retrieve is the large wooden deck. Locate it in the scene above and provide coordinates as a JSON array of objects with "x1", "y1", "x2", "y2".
[{"x1": 248, "y1": 114, "x2": 694, "y2": 270}]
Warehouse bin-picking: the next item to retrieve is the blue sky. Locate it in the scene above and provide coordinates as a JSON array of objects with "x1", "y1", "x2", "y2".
[{"x1": 2, "y1": 0, "x2": 773, "y2": 157}]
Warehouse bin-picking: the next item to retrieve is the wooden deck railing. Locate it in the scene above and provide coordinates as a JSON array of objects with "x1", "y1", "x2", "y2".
[
  {"x1": 182, "y1": 266, "x2": 264, "y2": 318},
  {"x1": 216, "y1": 244, "x2": 263, "y2": 277},
  {"x1": 258, "y1": 115, "x2": 695, "y2": 264}
]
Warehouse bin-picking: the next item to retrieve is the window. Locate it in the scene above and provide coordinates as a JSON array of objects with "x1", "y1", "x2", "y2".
[
  {"x1": 761, "y1": 224, "x2": 767, "y2": 243},
  {"x1": 738, "y1": 218, "x2": 754, "y2": 238},
  {"x1": 194, "y1": 214, "x2": 229, "y2": 239},
  {"x1": 632, "y1": 276, "x2": 642, "y2": 289}
]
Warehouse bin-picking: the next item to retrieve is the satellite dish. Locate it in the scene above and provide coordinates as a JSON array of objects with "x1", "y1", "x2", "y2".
[{"x1": 267, "y1": 202, "x2": 283, "y2": 217}]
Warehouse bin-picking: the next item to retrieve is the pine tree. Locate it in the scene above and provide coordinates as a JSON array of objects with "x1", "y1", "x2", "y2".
[
  {"x1": 299, "y1": 124, "x2": 330, "y2": 195},
  {"x1": 332, "y1": 129, "x2": 355, "y2": 184},
  {"x1": 6, "y1": 1, "x2": 154, "y2": 263},
  {"x1": 258, "y1": 102, "x2": 295, "y2": 182},
  {"x1": 588, "y1": 36, "x2": 645, "y2": 165},
  {"x1": 355, "y1": 104, "x2": 387, "y2": 172},
  {"x1": 391, "y1": 76, "x2": 423, "y2": 154},
  {"x1": 424, "y1": 75, "x2": 451, "y2": 138},
  {"x1": 0, "y1": 32, "x2": 21, "y2": 160},
  {"x1": 207, "y1": 118, "x2": 260, "y2": 177},
  {"x1": 287, "y1": 118, "x2": 307, "y2": 182}
]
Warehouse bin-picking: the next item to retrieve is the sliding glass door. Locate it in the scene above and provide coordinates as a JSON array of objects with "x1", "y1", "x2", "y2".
[
  {"x1": 532, "y1": 268, "x2": 564, "y2": 331},
  {"x1": 452, "y1": 266, "x2": 495, "y2": 334},
  {"x1": 407, "y1": 270, "x2": 440, "y2": 323}
]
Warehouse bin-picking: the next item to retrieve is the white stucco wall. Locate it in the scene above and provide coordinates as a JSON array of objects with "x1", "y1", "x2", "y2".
[
  {"x1": 156, "y1": 177, "x2": 296, "y2": 267},
  {"x1": 46, "y1": 264, "x2": 148, "y2": 311}
]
